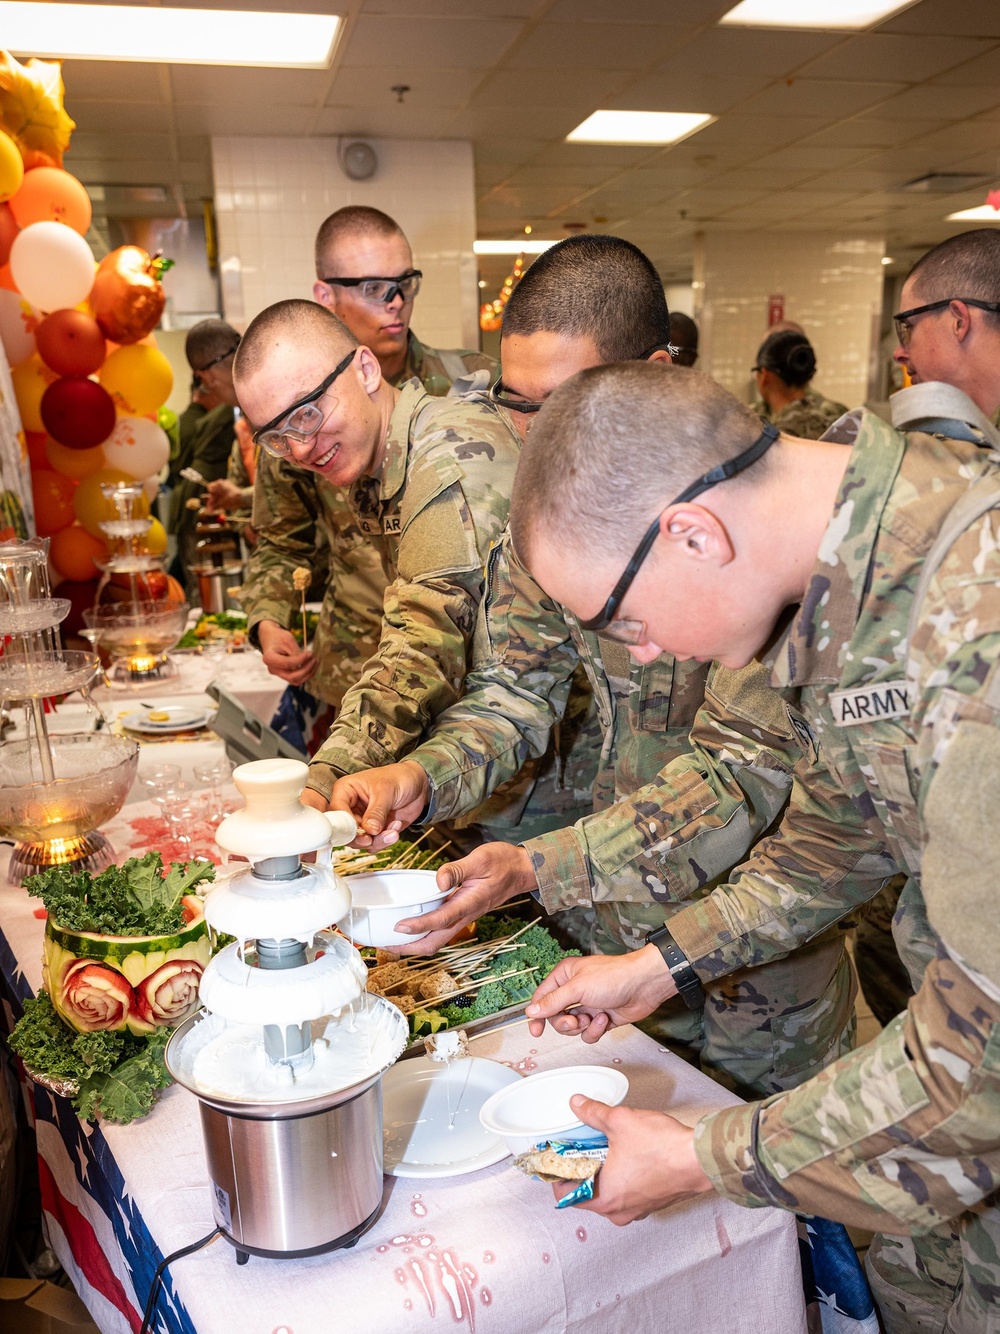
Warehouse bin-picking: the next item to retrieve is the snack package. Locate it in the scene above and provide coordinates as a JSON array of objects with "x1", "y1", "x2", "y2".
[{"x1": 513, "y1": 1137, "x2": 609, "y2": 1208}]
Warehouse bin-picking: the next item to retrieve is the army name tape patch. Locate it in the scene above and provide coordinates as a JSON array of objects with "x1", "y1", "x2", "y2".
[{"x1": 829, "y1": 681, "x2": 909, "y2": 726}]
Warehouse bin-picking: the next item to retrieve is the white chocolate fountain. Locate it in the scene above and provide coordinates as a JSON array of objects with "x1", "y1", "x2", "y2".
[{"x1": 165, "y1": 759, "x2": 408, "y2": 1260}]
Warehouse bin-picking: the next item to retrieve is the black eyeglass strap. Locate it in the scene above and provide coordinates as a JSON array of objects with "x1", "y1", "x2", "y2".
[{"x1": 673, "y1": 423, "x2": 779, "y2": 506}]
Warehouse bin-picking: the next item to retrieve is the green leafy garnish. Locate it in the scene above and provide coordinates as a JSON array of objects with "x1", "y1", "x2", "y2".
[
  {"x1": 27, "y1": 853, "x2": 214, "y2": 936},
  {"x1": 12, "y1": 992, "x2": 173, "y2": 1124},
  {"x1": 76, "y1": 1029, "x2": 172, "y2": 1124}
]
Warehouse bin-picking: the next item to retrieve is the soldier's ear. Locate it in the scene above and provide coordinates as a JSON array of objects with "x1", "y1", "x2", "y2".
[
  {"x1": 662, "y1": 504, "x2": 735, "y2": 567},
  {"x1": 355, "y1": 345, "x2": 383, "y2": 395},
  {"x1": 313, "y1": 280, "x2": 334, "y2": 310}
]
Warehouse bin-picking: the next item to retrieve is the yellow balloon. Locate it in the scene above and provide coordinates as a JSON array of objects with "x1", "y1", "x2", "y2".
[
  {"x1": 45, "y1": 435, "x2": 106, "y2": 479},
  {"x1": 10, "y1": 353, "x2": 56, "y2": 433},
  {"x1": 0, "y1": 129, "x2": 24, "y2": 203},
  {"x1": 72, "y1": 466, "x2": 150, "y2": 540},
  {"x1": 98, "y1": 343, "x2": 173, "y2": 417},
  {"x1": 142, "y1": 516, "x2": 167, "y2": 555}
]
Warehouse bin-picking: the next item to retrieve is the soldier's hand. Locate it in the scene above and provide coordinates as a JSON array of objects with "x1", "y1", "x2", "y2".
[
  {"x1": 206, "y1": 478, "x2": 244, "y2": 510},
  {"x1": 525, "y1": 945, "x2": 677, "y2": 1041},
  {"x1": 300, "y1": 788, "x2": 329, "y2": 812},
  {"x1": 328, "y1": 761, "x2": 429, "y2": 849},
  {"x1": 553, "y1": 1099, "x2": 712, "y2": 1224},
  {"x1": 258, "y1": 620, "x2": 317, "y2": 685},
  {"x1": 389, "y1": 842, "x2": 536, "y2": 956}
]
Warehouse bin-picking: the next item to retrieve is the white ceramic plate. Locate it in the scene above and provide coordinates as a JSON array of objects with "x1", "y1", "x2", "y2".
[
  {"x1": 382, "y1": 1055, "x2": 522, "y2": 1178},
  {"x1": 121, "y1": 706, "x2": 214, "y2": 734}
]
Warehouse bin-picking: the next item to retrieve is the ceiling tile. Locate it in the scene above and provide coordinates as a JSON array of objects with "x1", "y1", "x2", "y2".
[
  {"x1": 172, "y1": 103, "x2": 316, "y2": 135},
  {"x1": 707, "y1": 166, "x2": 826, "y2": 189},
  {"x1": 802, "y1": 33, "x2": 994, "y2": 83},
  {"x1": 655, "y1": 26, "x2": 846, "y2": 78},
  {"x1": 752, "y1": 144, "x2": 875, "y2": 170},
  {"x1": 875, "y1": 84, "x2": 1000, "y2": 118},
  {"x1": 879, "y1": 0, "x2": 1000, "y2": 37},
  {"x1": 364, "y1": 0, "x2": 541, "y2": 14},
  {"x1": 327, "y1": 67, "x2": 483, "y2": 108},
  {"x1": 446, "y1": 105, "x2": 580, "y2": 140},
  {"x1": 546, "y1": 0, "x2": 724, "y2": 21},
  {"x1": 170, "y1": 66, "x2": 330, "y2": 106},
  {"x1": 804, "y1": 117, "x2": 943, "y2": 146},
  {"x1": 934, "y1": 45, "x2": 1000, "y2": 85},
  {"x1": 504, "y1": 22, "x2": 679, "y2": 70},
  {"x1": 63, "y1": 61, "x2": 168, "y2": 102},
  {"x1": 66, "y1": 101, "x2": 175, "y2": 133},
  {"x1": 742, "y1": 80, "x2": 904, "y2": 118},
  {"x1": 469, "y1": 68, "x2": 624, "y2": 110},
  {"x1": 475, "y1": 137, "x2": 548, "y2": 164},
  {"x1": 608, "y1": 73, "x2": 769, "y2": 115},
  {"x1": 313, "y1": 105, "x2": 458, "y2": 137},
  {"x1": 502, "y1": 163, "x2": 624, "y2": 188},
  {"x1": 341, "y1": 15, "x2": 524, "y2": 68},
  {"x1": 692, "y1": 115, "x2": 833, "y2": 147},
  {"x1": 526, "y1": 142, "x2": 655, "y2": 168}
]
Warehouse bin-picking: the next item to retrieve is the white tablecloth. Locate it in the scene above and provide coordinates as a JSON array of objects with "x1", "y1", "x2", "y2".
[
  {"x1": 0, "y1": 846, "x2": 807, "y2": 1334},
  {"x1": 17, "y1": 649, "x2": 288, "y2": 802}
]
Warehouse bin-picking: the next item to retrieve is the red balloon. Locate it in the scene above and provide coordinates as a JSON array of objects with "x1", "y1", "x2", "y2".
[
  {"x1": 25, "y1": 428, "x2": 48, "y2": 468},
  {"x1": 36, "y1": 308, "x2": 106, "y2": 377},
  {"x1": 0, "y1": 203, "x2": 18, "y2": 267},
  {"x1": 31, "y1": 468, "x2": 76, "y2": 536},
  {"x1": 54, "y1": 576, "x2": 100, "y2": 643},
  {"x1": 40, "y1": 377, "x2": 116, "y2": 450}
]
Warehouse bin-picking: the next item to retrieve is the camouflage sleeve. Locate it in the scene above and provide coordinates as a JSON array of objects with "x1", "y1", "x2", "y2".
[
  {"x1": 411, "y1": 534, "x2": 583, "y2": 820},
  {"x1": 695, "y1": 520, "x2": 1000, "y2": 1233},
  {"x1": 308, "y1": 444, "x2": 516, "y2": 787},
  {"x1": 523, "y1": 661, "x2": 802, "y2": 914},
  {"x1": 665, "y1": 737, "x2": 895, "y2": 980},
  {"x1": 694, "y1": 947, "x2": 1000, "y2": 1234},
  {"x1": 242, "y1": 451, "x2": 322, "y2": 634}
]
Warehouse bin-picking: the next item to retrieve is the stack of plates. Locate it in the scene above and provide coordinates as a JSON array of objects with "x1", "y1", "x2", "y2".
[{"x1": 121, "y1": 705, "x2": 214, "y2": 735}]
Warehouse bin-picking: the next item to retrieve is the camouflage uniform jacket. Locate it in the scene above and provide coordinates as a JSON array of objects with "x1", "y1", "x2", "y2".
[
  {"x1": 693, "y1": 397, "x2": 1000, "y2": 1234},
  {"x1": 766, "y1": 387, "x2": 850, "y2": 441},
  {"x1": 306, "y1": 380, "x2": 520, "y2": 792},
  {"x1": 240, "y1": 341, "x2": 495, "y2": 711},
  {"x1": 411, "y1": 533, "x2": 713, "y2": 904}
]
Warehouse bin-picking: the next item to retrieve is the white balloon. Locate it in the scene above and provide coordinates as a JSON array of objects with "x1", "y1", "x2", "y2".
[
  {"x1": 9, "y1": 221, "x2": 95, "y2": 313},
  {"x1": 0, "y1": 288, "x2": 38, "y2": 367},
  {"x1": 101, "y1": 416, "x2": 170, "y2": 480},
  {"x1": 143, "y1": 476, "x2": 159, "y2": 503}
]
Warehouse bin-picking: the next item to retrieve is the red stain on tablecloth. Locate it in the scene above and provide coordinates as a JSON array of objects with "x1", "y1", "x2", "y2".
[{"x1": 379, "y1": 1234, "x2": 484, "y2": 1329}]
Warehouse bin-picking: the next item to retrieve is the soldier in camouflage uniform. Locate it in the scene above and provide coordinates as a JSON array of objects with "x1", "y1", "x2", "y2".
[
  {"x1": 235, "y1": 298, "x2": 590, "y2": 844},
  {"x1": 514, "y1": 361, "x2": 1000, "y2": 1333},
  {"x1": 240, "y1": 204, "x2": 495, "y2": 745},
  {"x1": 753, "y1": 328, "x2": 847, "y2": 440},
  {"x1": 328, "y1": 236, "x2": 882, "y2": 1099}
]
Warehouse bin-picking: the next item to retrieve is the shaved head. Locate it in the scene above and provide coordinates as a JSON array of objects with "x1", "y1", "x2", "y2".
[
  {"x1": 234, "y1": 299, "x2": 358, "y2": 385},
  {"x1": 511, "y1": 361, "x2": 764, "y2": 567}
]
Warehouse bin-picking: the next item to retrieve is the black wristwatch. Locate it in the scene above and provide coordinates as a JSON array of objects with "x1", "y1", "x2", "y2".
[{"x1": 645, "y1": 926, "x2": 705, "y2": 1010}]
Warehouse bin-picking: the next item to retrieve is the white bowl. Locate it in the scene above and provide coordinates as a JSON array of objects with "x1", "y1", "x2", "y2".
[
  {"x1": 479, "y1": 1064, "x2": 629, "y2": 1155},
  {"x1": 342, "y1": 869, "x2": 450, "y2": 947}
]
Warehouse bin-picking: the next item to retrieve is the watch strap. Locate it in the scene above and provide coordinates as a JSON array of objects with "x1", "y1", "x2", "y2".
[{"x1": 645, "y1": 926, "x2": 705, "y2": 1010}]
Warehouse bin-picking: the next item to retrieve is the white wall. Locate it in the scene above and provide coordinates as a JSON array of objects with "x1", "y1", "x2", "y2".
[
  {"x1": 211, "y1": 136, "x2": 480, "y2": 350},
  {"x1": 695, "y1": 231, "x2": 886, "y2": 411}
]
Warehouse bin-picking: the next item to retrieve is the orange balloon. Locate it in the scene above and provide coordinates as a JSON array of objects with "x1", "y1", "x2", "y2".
[
  {"x1": 45, "y1": 435, "x2": 105, "y2": 479},
  {"x1": 0, "y1": 262, "x2": 16, "y2": 291},
  {"x1": 9, "y1": 167, "x2": 91, "y2": 235},
  {"x1": 72, "y1": 466, "x2": 149, "y2": 539},
  {"x1": 0, "y1": 202, "x2": 18, "y2": 265},
  {"x1": 31, "y1": 468, "x2": 75, "y2": 536},
  {"x1": 90, "y1": 246, "x2": 165, "y2": 344},
  {"x1": 50, "y1": 524, "x2": 106, "y2": 582},
  {"x1": 11, "y1": 353, "x2": 58, "y2": 433}
]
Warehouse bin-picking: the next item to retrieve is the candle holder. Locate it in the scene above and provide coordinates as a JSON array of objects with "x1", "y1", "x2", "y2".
[
  {"x1": 0, "y1": 539, "x2": 139, "y2": 884},
  {"x1": 85, "y1": 481, "x2": 188, "y2": 685}
]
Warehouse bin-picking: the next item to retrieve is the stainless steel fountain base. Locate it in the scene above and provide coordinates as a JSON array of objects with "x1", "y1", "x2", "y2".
[
  {"x1": 8, "y1": 830, "x2": 115, "y2": 885},
  {"x1": 195, "y1": 1079, "x2": 384, "y2": 1258}
]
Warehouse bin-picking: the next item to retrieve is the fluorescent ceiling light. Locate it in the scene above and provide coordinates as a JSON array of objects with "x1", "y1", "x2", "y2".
[
  {"x1": 474, "y1": 240, "x2": 558, "y2": 255},
  {"x1": 881, "y1": 256, "x2": 894, "y2": 265},
  {"x1": 719, "y1": 0, "x2": 917, "y2": 29},
  {"x1": 1, "y1": 2, "x2": 342, "y2": 67},
  {"x1": 946, "y1": 205, "x2": 1000, "y2": 222},
  {"x1": 566, "y1": 110, "x2": 714, "y2": 146}
]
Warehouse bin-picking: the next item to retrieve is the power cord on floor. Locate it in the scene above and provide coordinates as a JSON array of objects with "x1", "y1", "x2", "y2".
[{"x1": 139, "y1": 1226, "x2": 221, "y2": 1334}]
